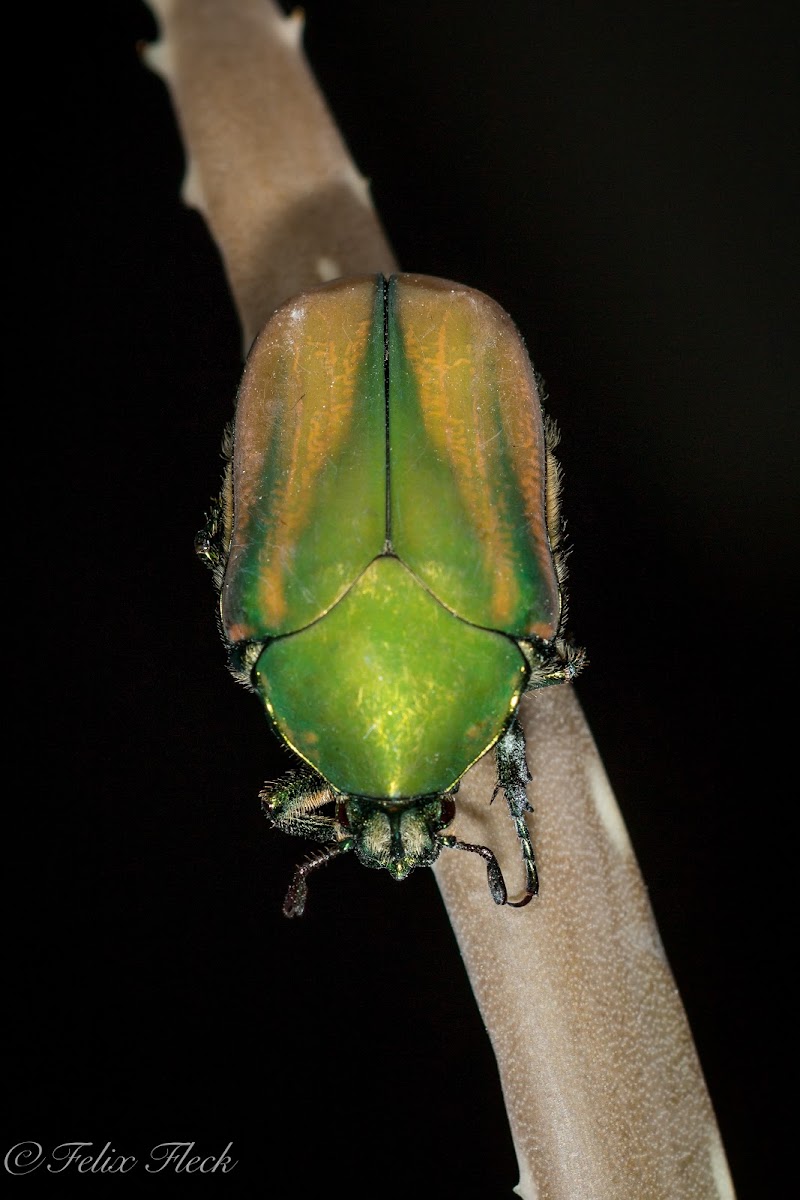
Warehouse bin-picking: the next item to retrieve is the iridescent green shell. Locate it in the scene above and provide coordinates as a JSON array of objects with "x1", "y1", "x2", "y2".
[
  {"x1": 387, "y1": 274, "x2": 560, "y2": 638},
  {"x1": 221, "y1": 274, "x2": 561, "y2": 800},
  {"x1": 222, "y1": 278, "x2": 386, "y2": 642}
]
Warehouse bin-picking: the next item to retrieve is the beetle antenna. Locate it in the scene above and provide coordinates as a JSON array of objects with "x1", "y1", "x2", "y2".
[
  {"x1": 440, "y1": 836, "x2": 508, "y2": 905},
  {"x1": 282, "y1": 842, "x2": 352, "y2": 918}
]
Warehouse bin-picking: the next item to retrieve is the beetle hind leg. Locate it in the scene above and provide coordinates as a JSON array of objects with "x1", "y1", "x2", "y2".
[
  {"x1": 493, "y1": 714, "x2": 539, "y2": 906},
  {"x1": 195, "y1": 426, "x2": 234, "y2": 593}
]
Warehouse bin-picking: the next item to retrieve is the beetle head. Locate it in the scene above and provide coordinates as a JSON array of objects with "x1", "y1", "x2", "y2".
[
  {"x1": 262, "y1": 771, "x2": 513, "y2": 914},
  {"x1": 342, "y1": 794, "x2": 456, "y2": 879}
]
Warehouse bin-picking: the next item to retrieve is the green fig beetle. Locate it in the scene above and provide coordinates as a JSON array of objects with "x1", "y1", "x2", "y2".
[{"x1": 196, "y1": 274, "x2": 584, "y2": 915}]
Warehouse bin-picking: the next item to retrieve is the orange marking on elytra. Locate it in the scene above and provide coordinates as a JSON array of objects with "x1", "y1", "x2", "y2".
[
  {"x1": 496, "y1": 339, "x2": 554, "y2": 602},
  {"x1": 256, "y1": 313, "x2": 371, "y2": 625},
  {"x1": 405, "y1": 300, "x2": 521, "y2": 625}
]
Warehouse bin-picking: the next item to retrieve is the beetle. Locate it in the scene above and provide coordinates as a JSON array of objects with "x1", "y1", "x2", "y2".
[{"x1": 196, "y1": 273, "x2": 584, "y2": 916}]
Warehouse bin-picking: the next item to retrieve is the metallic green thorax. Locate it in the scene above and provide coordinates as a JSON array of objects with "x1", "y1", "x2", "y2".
[
  {"x1": 256, "y1": 556, "x2": 526, "y2": 798},
  {"x1": 219, "y1": 275, "x2": 563, "y2": 802}
]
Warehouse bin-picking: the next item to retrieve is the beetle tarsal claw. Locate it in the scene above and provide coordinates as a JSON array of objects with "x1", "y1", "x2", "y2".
[{"x1": 505, "y1": 831, "x2": 539, "y2": 906}]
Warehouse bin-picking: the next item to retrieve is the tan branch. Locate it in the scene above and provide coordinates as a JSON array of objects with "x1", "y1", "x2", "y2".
[{"x1": 145, "y1": 0, "x2": 396, "y2": 347}]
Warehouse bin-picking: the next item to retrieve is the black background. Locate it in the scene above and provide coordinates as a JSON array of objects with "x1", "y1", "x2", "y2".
[{"x1": 10, "y1": 1, "x2": 795, "y2": 1195}]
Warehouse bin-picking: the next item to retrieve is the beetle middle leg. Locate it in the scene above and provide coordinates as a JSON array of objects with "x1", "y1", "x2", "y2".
[
  {"x1": 493, "y1": 713, "x2": 539, "y2": 906},
  {"x1": 522, "y1": 635, "x2": 585, "y2": 689}
]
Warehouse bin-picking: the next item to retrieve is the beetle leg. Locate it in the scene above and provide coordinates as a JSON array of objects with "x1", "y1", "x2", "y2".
[
  {"x1": 493, "y1": 714, "x2": 539, "y2": 906},
  {"x1": 439, "y1": 836, "x2": 508, "y2": 905},
  {"x1": 282, "y1": 842, "x2": 353, "y2": 918},
  {"x1": 522, "y1": 636, "x2": 586, "y2": 690},
  {"x1": 195, "y1": 429, "x2": 233, "y2": 592},
  {"x1": 260, "y1": 771, "x2": 345, "y2": 844}
]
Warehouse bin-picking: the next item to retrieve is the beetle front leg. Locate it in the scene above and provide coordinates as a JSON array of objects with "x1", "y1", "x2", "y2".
[
  {"x1": 493, "y1": 714, "x2": 539, "y2": 906},
  {"x1": 440, "y1": 835, "x2": 508, "y2": 905},
  {"x1": 259, "y1": 770, "x2": 345, "y2": 844},
  {"x1": 282, "y1": 842, "x2": 353, "y2": 918},
  {"x1": 260, "y1": 770, "x2": 355, "y2": 916}
]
